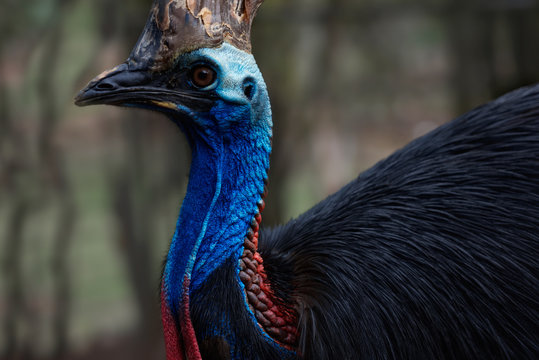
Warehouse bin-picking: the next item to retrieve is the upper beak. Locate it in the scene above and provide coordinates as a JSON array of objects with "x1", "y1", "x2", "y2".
[{"x1": 74, "y1": 62, "x2": 152, "y2": 107}]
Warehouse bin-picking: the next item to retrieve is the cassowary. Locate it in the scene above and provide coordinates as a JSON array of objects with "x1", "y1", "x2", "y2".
[{"x1": 75, "y1": 0, "x2": 539, "y2": 359}]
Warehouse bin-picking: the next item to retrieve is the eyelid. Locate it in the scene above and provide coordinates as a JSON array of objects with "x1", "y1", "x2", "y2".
[{"x1": 188, "y1": 57, "x2": 219, "y2": 73}]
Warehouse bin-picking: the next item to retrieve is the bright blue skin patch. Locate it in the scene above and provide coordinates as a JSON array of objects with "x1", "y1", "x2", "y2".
[{"x1": 162, "y1": 42, "x2": 273, "y2": 319}]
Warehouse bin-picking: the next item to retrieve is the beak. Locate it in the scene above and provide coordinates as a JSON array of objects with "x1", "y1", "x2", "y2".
[{"x1": 74, "y1": 61, "x2": 216, "y2": 113}]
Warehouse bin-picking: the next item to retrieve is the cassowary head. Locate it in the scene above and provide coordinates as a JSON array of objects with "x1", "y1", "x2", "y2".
[{"x1": 75, "y1": 0, "x2": 271, "y2": 145}]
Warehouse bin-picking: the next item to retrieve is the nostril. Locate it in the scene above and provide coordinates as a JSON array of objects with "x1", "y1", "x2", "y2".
[{"x1": 95, "y1": 81, "x2": 116, "y2": 91}]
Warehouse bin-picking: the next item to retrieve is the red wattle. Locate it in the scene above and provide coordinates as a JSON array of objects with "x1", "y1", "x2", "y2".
[
  {"x1": 160, "y1": 277, "x2": 202, "y2": 360},
  {"x1": 161, "y1": 282, "x2": 185, "y2": 360},
  {"x1": 181, "y1": 277, "x2": 202, "y2": 360}
]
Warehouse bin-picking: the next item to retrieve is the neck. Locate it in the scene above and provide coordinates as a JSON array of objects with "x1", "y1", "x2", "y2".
[
  {"x1": 159, "y1": 44, "x2": 298, "y2": 358},
  {"x1": 164, "y1": 125, "x2": 271, "y2": 305},
  {"x1": 161, "y1": 118, "x2": 274, "y2": 357}
]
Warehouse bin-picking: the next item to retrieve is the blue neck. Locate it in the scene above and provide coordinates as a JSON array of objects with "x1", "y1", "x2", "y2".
[{"x1": 163, "y1": 101, "x2": 272, "y2": 314}]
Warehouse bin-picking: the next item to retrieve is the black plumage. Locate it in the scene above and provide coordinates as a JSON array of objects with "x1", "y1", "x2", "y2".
[{"x1": 259, "y1": 85, "x2": 539, "y2": 359}]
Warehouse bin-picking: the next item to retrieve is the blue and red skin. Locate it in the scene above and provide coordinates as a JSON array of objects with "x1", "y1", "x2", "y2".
[{"x1": 159, "y1": 44, "x2": 295, "y2": 359}]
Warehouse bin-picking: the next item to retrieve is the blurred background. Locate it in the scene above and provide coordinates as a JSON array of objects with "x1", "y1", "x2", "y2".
[{"x1": 1, "y1": 0, "x2": 539, "y2": 359}]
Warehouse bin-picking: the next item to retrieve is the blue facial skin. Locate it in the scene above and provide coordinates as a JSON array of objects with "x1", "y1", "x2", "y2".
[{"x1": 161, "y1": 44, "x2": 284, "y2": 353}]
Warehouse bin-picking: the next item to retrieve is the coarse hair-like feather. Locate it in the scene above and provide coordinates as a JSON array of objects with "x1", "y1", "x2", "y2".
[{"x1": 260, "y1": 84, "x2": 539, "y2": 359}]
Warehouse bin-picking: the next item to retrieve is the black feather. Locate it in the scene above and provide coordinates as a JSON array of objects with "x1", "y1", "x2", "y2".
[{"x1": 259, "y1": 84, "x2": 539, "y2": 359}]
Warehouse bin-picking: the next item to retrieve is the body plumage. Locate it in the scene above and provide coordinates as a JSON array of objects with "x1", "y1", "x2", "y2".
[{"x1": 260, "y1": 85, "x2": 539, "y2": 359}]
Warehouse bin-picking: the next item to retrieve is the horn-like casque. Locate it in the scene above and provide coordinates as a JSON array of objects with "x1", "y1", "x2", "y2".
[{"x1": 131, "y1": 0, "x2": 264, "y2": 71}]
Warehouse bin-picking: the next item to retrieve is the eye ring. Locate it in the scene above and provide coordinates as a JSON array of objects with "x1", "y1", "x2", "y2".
[{"x1": 190, "y1": 65, "x2": 217, "y2": 89}]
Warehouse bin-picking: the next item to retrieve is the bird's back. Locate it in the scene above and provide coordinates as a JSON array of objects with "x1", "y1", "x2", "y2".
[{"x1": 260, "y1": 84, "x2": 539, "y2": 359}]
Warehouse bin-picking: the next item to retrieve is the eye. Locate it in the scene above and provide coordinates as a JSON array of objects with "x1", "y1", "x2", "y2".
[{"x1": 190, "y1": 65, "x2": 217, "y2": 88}]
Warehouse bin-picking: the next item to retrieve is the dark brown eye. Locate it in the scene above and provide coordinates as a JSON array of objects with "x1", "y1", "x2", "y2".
[{"x1": 191, "y1": 65, "x2": 217, "y2": 88}]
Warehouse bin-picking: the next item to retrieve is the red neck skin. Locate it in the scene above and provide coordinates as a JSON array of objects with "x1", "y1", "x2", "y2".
[
  {"x1": 239, "y1": 197, "x2": 299, "y2": 350},
  {"x1": 161, "y1": 277, "x2": 202, "y2": 360}
]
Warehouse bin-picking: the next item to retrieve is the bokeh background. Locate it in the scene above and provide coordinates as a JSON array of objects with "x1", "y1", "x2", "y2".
[{"x1": 1, "y1": 0, "x2": 539, "y2": 359}]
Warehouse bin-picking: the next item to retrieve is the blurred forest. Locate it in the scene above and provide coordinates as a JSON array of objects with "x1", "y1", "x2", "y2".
[{"x1": 1, "y1": 0, "x2": 538, "y2": 359}]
